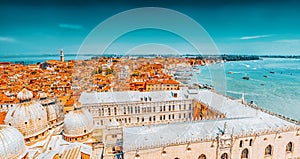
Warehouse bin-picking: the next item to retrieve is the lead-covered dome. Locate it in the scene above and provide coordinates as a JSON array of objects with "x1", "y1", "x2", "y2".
[
  {"x1": 39, "y1": 92, "x2": 61, "y2": 126},
  {"x1": 63, "y1": 108, "x2": 94, "y2": 137},
  {"x1": 0, "y1": 125, "x2": 27, "y2": 159},
  {"x1": 5, "y1": 88, "x2": 48, "y2": 140},
  {"x1": 17, "y1": 88, "x2": 33, "y2": 101},
  {"x1": 39, "y1": 92, "x2": 49, "y2": 100}
]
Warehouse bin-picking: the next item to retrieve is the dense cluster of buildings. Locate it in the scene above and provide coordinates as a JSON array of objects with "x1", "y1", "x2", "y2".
[
  {"x1": 0, "y1": 53, "x2": 74, "y2": 115},
  {"x1": 0, "y1": 53, "x2": 208, "y2": 106},
  {"x1": 1, "y1": 86, "x2": 300, "y2": 159},
  {"x1": 1, "y1": 53, "x2": 300, "y2": 159},
  {"x1": 129, "y1": 63, "x2": 180, "y2": 91}
]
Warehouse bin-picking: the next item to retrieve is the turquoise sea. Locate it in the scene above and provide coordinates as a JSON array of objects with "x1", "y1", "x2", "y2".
[
  {"x1": 0, "y1": 53, "x2": 92, "y2": 64},
  {"x1": 192, "y1": 58, "x2": 300, "y2": 120}
]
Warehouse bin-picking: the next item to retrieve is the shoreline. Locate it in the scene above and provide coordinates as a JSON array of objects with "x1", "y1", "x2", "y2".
[
  {"x1": 210, "y1": 88, "x2": 300, "y2": 125},
  {"x1": 1, "y1": 54, "x2": 299, "y2": 65},
  {"x1": 189, "y1": 58, "x2": 300, "y2": 121}
]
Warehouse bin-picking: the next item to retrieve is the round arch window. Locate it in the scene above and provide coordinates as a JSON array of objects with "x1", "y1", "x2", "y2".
[
  {"x1": 198, "y1": 154, "x2": 206, "y2": 159},
  {"x1": 241, "y1": 148, "x2": 249, "y2": 158},
  {"x1": 286, "y1": 142, "x2": 293, "y2": 152},
  {"x1": 265, "y1": 145, "x2": 272, "y2": 156},
  {"x1": 221, "y1": 153, "x2": 228, "y2": 159}
]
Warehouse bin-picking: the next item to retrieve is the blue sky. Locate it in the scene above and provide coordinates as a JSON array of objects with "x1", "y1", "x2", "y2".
[{"x1": 0, "y1": 0, "x2": 300, "y2": 55}]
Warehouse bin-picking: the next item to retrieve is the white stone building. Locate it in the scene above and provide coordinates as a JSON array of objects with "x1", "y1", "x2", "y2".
[
  {"x1": 79, "y1": 90, "x2": 224, "y2": 130},
  {"x1": 123, "y1": 89, "x2": 300, "y2": 159}
]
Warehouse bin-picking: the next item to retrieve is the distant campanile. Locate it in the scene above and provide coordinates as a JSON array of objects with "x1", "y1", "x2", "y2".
[{"x1": 60, "y1": 49, "x2": 64, "y2": 62}]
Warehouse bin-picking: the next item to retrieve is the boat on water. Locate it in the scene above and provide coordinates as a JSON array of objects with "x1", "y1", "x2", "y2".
[
  {"x1": 174, "y1": 72, "x2": 193, "y2": 76},
  {"x1": 175, "y1": 76, "x2": 192, "y2": 80},
  {"x1": 242, "y1": 76, "x2": 250, "y2": 80},
  {"x1": 228, "y1": 71, "x2": 233, "y2": 74},
  {"x1": 192, "y1": 83, "x2": 214, "y2": 90},
  {"x1": 193, "y1": 83, "x2": 204, "y2": 88},
  {"x1": 203, "y1": 84, "x2": 214, "y2": 90}
]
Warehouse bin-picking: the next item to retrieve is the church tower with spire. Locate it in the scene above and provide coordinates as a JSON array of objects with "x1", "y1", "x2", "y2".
[{"x1": 60, "y1": 49, "x2": 64, "y2": 62}]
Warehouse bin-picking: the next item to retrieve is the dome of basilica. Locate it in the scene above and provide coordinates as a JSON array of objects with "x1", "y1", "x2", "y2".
[
  {"x1": 39, "y1": 92, "x2": 61, "y2": 126},
  {"x1": 5, "y1": 88, "x2": 48, "y2": 140},
  {"x1": 0, "y1": 125, "x2": 27, "y2": 159},
  {"x1": 17, "y1": 88, "x2": 33, "y2": 101},
  {"x1": 38, "y1": 92, "x2": 49, "y2": 99},
  {"x1": 63, "y1": 108, "x2": 94, "y2": 138}
]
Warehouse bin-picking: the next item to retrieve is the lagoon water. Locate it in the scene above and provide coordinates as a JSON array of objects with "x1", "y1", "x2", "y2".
[
  {"x1": 0, "y1": 53, "x2": 91, "y2": 64},
  {"x1": 192, "y1": 58, "x2": 300, "y2": 120}
]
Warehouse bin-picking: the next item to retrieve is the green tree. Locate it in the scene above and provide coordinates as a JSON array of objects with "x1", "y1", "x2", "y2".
[
  {"x1": 96, "y1": 68, "x2": 102, "y2": 74},
  {"x1": 131, "y1": 72, "x2": 139, "y2": 77},
  {"x1": 106, "y1": 68, "x2": 114, "y2": 75}
]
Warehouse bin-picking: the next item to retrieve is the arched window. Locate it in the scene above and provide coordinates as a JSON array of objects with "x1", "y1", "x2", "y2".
[
  {"x1": 108, "y1": 108, "x2": 111, "y2": 115},
  {"x1": 239, "y1": 140, "x2": 243, "y2": 147},
  {"x1": 198, "y1": 154, "x2": 206, "y2": 159},
  {"x1": 221, "y1": 153, "x2": 228, "y2": 159},
  {"x1": 265, "y1": 145, "x2": 272, "y2": 155},
  {"x1": 241, "y1": 148, "x2": 249, "y2": 158},
  {"x1": 286, "y1": 142, "x2": 293, "y2": 152},
  {"x1": 249, "y1": 139, "x2": 253, "y2": 146}
]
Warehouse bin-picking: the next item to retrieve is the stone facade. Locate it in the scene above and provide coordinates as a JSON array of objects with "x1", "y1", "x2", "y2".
[
  {"x1": 124, "y1": 127, "x2": 300, "y2": 159},
  {"x1": 86, "y1": 99, "x2": 194, "y2": 129},
  {"x1": 80, "y1": 91, "x2": 224, "y2": 130}
]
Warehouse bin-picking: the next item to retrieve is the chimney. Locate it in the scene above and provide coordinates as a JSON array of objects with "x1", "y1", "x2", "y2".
[
  {"x1": 171, "y1": 92, "x2": 178, "y2": 98},
  {"x1": 173, "y1": 93, "x2": 178, "y2": 98},
  {"x1": 185, "y1": 94, "x2": 189, "y2": 99}
]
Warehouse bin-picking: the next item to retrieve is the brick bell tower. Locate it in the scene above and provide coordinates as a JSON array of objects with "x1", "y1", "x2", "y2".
[{"x1": 60, "y1": 49, "x2": 64, "y2": 62}]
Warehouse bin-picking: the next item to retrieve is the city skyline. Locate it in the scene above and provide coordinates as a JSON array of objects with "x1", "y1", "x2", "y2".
[
  {"x1": 1, "y1": 0, "x2": 300, "y2": 56},
  {"x1": 1, "y1": 1, "x2": 300, "y2": 159}
]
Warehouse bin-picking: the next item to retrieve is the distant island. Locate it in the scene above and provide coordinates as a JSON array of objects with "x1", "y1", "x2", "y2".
[
  {"x1": 259, "y1": 55, "x2": 300, "y2": 58},
  {"x1": 2, "y1": 53, "x2": 299, "y2": 66}
]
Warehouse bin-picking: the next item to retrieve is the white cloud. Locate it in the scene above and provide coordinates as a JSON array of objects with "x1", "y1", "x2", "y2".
[
  {"x1": 0, "y1": 36, "x2": 16, "y2": 42},
  {"x1": 58, "y1": 23, "x2": 83, "y2": 30},
  {"x1": 240, "y1": 35, "x2": 272, "y2": 40}
]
